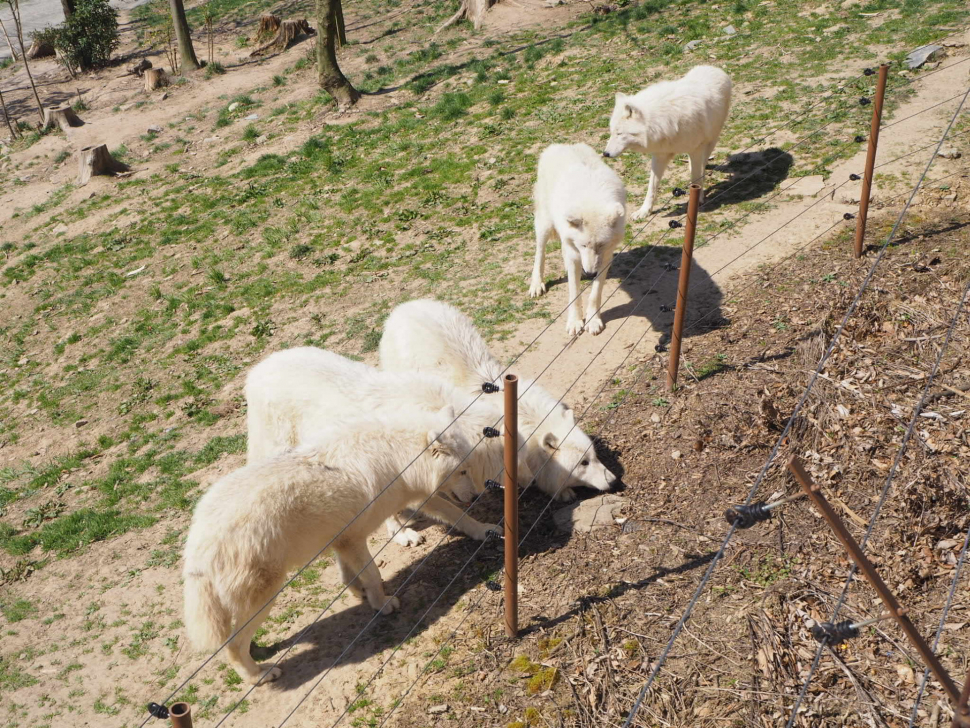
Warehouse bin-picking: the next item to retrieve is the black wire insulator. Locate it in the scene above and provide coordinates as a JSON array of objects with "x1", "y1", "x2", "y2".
[
  {"x1": 654, "y1": 343, "x2": 667, "y2": 353},
  {"x1": 849, "y1": 173, "x2": 860, "y2": 181},
  {"x1": 859, "y1": 97, "x2": 871, "y2": 106},
  {"x1": 663, "y1": 262, "x2": 678, "y2": 272},
  {"x1": 811, "y1": 619, "x2": 859, "y2": 645},
  {"x1": 723, "y1": 502, "x2": 772, "y2": 529},
  {"x1": 484, "y1": 479, "x2": 502, "y2": 490},
  {"x1": 481, "y1": 382, "x2": 500, "y2": 393},
  {"x1": 672, "y1": 187, "x2": 686, "y2": 197},
  {"x1": 668, "y1": 220, "x2": 683, "y2": 229},
  {"x1": 855, "y1": 135, "x2": 866, "y2": 143},
  {"x1": 843, "y1": 212, "x2": 855, "y2": 220},
  {"x1": 482, "y1": 426, "x2": 500, "y2": 438},
  {"x1": 147, "y1": 703, "x2": 170, "y2": 720},
  {"x1": 660, "y1": 304, "x2": 672, "y2": 313},
  {"x1": 863, "y1": 67, "x2": 875, "y2": 76}
]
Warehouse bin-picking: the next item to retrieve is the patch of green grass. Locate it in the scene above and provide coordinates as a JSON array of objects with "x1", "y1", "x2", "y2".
[
  {"x1": 0, "y1": 656, "x2": 38, "y2": 691},
  {"x1": 432, "y1": 92, "x2": 472, "y2": 121},
  {"x1": 2, "y1": 509, "x2": 156, "y2": 557},
  {"x1": 1, "y1": 598, "x2": 37, "y2": 623}
]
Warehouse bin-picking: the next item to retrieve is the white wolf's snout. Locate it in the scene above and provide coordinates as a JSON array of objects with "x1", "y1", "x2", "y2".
[
  {"x1": 602, "y1": 136, "x2": 625, "y2": 159},
  {"x1": 446, "y1": 472, "x2": 478, "y2": 504},
  {"x1": 580, "y1": 249, "x2": 601, "y2": 277}
]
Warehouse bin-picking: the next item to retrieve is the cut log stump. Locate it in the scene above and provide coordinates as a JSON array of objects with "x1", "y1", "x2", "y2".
[
  {"x1": 26, "y1": 38, "x2": 55, "y2": 59},
  {"x1": 249, "y1": 18, "x2": 314, "y2": 57},
  {"x1": 77, "y1": 144, "x2": 129, "y2": 186},
  {"x1": 252, "y1": 14, "x2": 281, "y2": 42},
  {"x1": 42, "y1": 105, "x2": 83, "y2": 132},
  {"x1": 144, "y1": 67, "x2": 169, "y2": 92},
  {"x1": 436, "y1": 0, "x2": 498, "y2": 33}
]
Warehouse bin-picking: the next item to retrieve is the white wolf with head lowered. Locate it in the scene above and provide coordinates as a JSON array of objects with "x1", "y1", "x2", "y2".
[
  {"x1": 603, "y1": 65, "x2": 732, "y2": 220},
  {"x1": 245, "y1": 346, "x2": 533, "y2": 547},
  {"x1": 529, "y1": 143, "x2": 627, "y2": 337},
  {"x1": 379, "y1": 298, "x2": 619, "y2": 502},
  {"x1": 183, "y1": 407, "x2": 476, "y2": 686}
]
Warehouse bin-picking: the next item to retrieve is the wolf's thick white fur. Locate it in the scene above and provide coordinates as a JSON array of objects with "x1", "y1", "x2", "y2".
[
  {"x1": 183, "y1": 407, "x2": 478, "y2": 685},
  {"x1": 604, "y1": 65, "x2": 732, "y2": 220},
  {"x1": 529, "y1": 143, "x2": 627, "y2": 337},
  {"x1": 380, "y1": 299, "x2": 617, "y2": 501},
  {"x1": 245, "y1": 346, "x2": 532, "y2": 547}
]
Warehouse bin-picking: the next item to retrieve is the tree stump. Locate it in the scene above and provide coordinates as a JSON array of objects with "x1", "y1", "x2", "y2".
[
  {"x1": 249, "y1": 18, "x2": 314, "y2": 57},
  {"x1": 128, "y1": 58, "x2": 153, "y2": 77},
  {"x1": 144, "y1": 67, "x2": 170, "y2": 92},
  {"x1": 26, "y1": 37, "x2": 55, "y2": 59},
  {"x1": 252, "y1": 14, "x2": 281, "y2": 42},
  {"x1": 42, "y1": 105, "x2": 83, "y2": 132},
  {"x1": 436, "y1": 0, "x2": 498, "y2": 33},
  {"x1": 76, "y1": 145, "x2": 129, "y2": 186}
]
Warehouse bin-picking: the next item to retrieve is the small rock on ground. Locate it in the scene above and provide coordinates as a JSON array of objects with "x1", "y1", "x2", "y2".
[
  {"x1": 553, "y1": 494, "x2": 628, "y2": 533},
  {"x1": 722, "y1": 24, "x2": 737, "y2": 35},
  {"x1": 906, "y1": 44, "x2": 944, "y2": 69},
  {"x1": 428, "y1": 704, "x2": 449, "y2": 714},
  {"x1": 937, "y1": 146, "x2": 961, "y2": 160}
]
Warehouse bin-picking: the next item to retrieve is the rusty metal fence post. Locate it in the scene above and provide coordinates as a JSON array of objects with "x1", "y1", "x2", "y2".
[
  {"x1": 854, "y1": 63, "x2": 890, "y2": 258},
  {"x1": 170, "y1": 703, "x2": 193, "y2": 728},
  {"x1": 503, "y1": 374, "x2": 519, "y2": 639},
  {"x1": 788, "y1": 456, "x2": 962, "y2": 707},
  {"x1": 666, "y1": 183, "x2": 702, "y2": 391}
]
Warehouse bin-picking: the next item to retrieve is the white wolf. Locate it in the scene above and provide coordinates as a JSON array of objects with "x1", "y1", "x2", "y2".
[
  {"x1": 380, "y1": 299, "x2": 618, "y2": 502},
  {"x1": 603, "y1": 65, "x2": 732, "y2": 220},
  {"x1": 246, "y1": 346, "x2": 532, "y2": 547},
  {"x1": 183, "y1": 406, "x2": 475, "y2": 685},
  {"x1": 529, "y1": 143, "x2": 627, "y2": 337}
]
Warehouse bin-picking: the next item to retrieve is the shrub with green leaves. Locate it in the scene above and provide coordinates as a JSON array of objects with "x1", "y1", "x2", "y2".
[{"x1": 42, "y1": 0, "x2": 120, "y2": 72}]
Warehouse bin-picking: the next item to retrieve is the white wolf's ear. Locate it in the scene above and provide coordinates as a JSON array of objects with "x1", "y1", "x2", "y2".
[
  {"x1": 566, "y1": 215, "x2": 584, "y2": 229},
  {"x1": 541, "y1": 431, "x2": 560, "y2": 452},
  {"x1": 610, "y1": 202, "x2": 626, "y2": 223},
  {"x1": 614, "y1": 91, "x2": 627, "y2": 103},
  {"x1": 623, "y1": 102, "x2": 641, "y2": 120}
]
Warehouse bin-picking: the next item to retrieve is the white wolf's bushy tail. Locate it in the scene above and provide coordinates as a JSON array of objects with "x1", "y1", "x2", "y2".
[{"x1": 183, "y1": 573, "x2": 231, "y2": 652}]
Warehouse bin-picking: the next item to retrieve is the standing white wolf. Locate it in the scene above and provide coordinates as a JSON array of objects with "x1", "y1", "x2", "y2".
[
  {"x1": 529, "y1": 143, "x2": 627, "y2": 337},
  {"x1": 183, "y1": 407, "x2": 476, "y2": 685},
  {"x1": 380, "y1": 299, "x2": 618, "y2": 502},
  {"x1": 603, "y1": 65, "x2": 732, "y2": 220},
  {"x1": 245, "y1": 346, "x2": 533, "y2": 547}
]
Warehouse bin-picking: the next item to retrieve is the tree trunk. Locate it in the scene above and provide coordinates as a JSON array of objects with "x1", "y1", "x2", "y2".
[
  {"x1": 5, "y1": 0, "x2": 44, "y2": 123},
  {"x1": 144, "y1": 67, "x2": 169, "y2": 91},
  {"x1": 0, "y1": 85, "x2": 17, "y2": 138},
  {"x1": 249, "y1": 18, "x2": 314, "y2": 57},
  {"x1": 59, "y1": 0, "x2": 75, "y2": 19},
  {"x1": 42, "y1": 105, "x2": 83, "y2": 131},
  {"x1": 77, "y1": 144, "x2": 129, "y2": 185},
  {"x1": 168, "y1": 0, "x2": 200, "y2": 72},
  {"x1": 316, "y1": 0, "x2": 358, "y2": 108},
  {"x1": 334, "y1": 0, "x2": 346, "y2": 47},
  {"x1": 0, "y1": 16, "x2": 19, "y2": 61}
]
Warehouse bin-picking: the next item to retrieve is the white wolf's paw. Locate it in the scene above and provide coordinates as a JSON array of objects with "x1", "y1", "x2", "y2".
[
  {"x1": 566, "y1": 317, "x2": 585, "y2": 337},
  {"x1": 631, "y1": 207, "x2": 652, "y2": 222},
  {"x1": 585, "y1": 315, "x2": 605, "y2": 336},
  {"x1": 250, "y1": 665, "x2": 282, "y2": 685},
  {"x1": 529, "y1": 278, "x2": 546, "y2": 298},
  {"x1": 377, "y1": 596, "x2": 401, "y2": 615},
  {"x1": 554, "y1": 487, "x2": 577, "y2": 503},
  {"x1": 393, "y1": 527, "x2": 425, "y2": 547}
]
